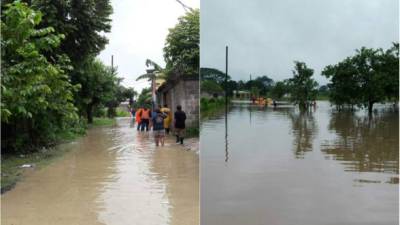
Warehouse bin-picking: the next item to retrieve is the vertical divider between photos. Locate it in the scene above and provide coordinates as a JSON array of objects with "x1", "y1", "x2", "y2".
[{"x1": 225, "y1": 46, "x2": 229, "y2": 162}]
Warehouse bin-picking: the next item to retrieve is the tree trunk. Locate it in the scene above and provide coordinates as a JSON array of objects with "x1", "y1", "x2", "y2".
[
  {"x1": 368, "y1": 101, "x2": 374, "y2": 114},
  {"x1": 299, "y1": 101, "x2": 307, "y2": 111},
  {"x1": 87, "y1": 103, "x2": 94, "y2": 124},
  {"x1": 107, "y1": 107, "x2": 116, "y2": 118}
]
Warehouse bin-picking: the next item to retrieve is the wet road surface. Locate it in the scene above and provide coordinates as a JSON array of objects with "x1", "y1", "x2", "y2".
[{"x1": 2, "y1": 118, "x2": 199, "y2": 225}]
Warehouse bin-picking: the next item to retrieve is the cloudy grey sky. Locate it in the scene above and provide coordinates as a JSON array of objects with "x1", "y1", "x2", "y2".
[
  {"x1": 99, "y1": 0, "x2": 199, "y2": 92},
  {"x1": 200, "y1": 0, "x2": 399, "y2": 84}
]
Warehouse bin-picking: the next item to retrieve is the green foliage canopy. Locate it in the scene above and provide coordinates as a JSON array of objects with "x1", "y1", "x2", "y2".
[
  {"x1": 29, "y1": 0, "x2": 113, "y2": 64},
  {"x1": 1, "y1": 2, "x2": 79, "y2": 151},
  {"x1": 200, "y1": 67, "x2": 229, "y2": 84},
  {"x1": 164, "y1": 9, "x2": 199, "y2": 77},
  {"x1": 77, "y1": 58, "x2": 121, "y2": 123},
  {"x1": 201, "y1": 80, "x2": 224, "y2": 95},
  {"x1": 270, "y1": 81, "x2": 289, "y2": 100},
  {"x1": 322, "y1": 43, "x2": 399, "y2": 112},
  {"x1": 136, "y1": 88, "x2": 152, "y2": 108},
  {"x1": 287, "y1": 61, "x2": 318, "y2": 110}
]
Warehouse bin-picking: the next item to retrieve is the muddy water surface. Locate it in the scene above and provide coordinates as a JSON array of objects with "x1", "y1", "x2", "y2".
[
  {"x1": 2, "y1": 118, "x2": 199, "y2": 225},
  {"x1": 201, "y1": 101, "x2": 398, "y2": 225}
]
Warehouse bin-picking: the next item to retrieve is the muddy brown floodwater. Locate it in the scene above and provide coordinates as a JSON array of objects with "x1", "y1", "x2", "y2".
[
  {"x1": 2, "y1": 118, "x2": 199, "y2": 225},
  {"x1": 201, "y1": 101, "x2": 398, "y2": 225}
]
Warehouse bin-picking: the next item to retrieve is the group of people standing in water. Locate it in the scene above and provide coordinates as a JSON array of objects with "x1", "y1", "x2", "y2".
[{"x1": 130, "y1": 104, "x2": 186, "y2": 147}]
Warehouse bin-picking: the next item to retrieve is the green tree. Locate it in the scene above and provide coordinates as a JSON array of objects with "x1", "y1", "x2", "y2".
[
  {"x1": 28, "y1": 0, "x2": 113, "y2": 64},
  {"x1": 136, "y1": 88, "x2": 152, "y2": 108},
  {"x1": 246, "y1": 75, "x2": 274, "y2": 96},
  {"x1": 352, "y1": 47, "x2": 386, "y2": 113},
  {"x1": 15, "y1": 0, "x2": 114, "y2": 119},
  {"x1": 322, "y1": 57, "x2": 361, "y2": 109},
  {"x1": 270, "y1": 81, "x2": 288, "y2": 100},
  {"x1": 77, "y1": 58, "x2": 120, "y2": 123},
  {"x1": 123, "y1": 87, "x2": 138, "y2": 106},
  {"x1": 222, "y1": 80, "x2": 238, "y2": 97},
  {"x1": 237, "y1": 80, "x2": 246, "y2": 90},
  {"x1": 1, "y1": 2, "x2": 79, "y2": 152},
  {"x1": 380, "y1": 43, "x2": 399, "y2": 102},
  {"x1": 322, "y1": 44, "x2": 398, "y2": 113},
  {"x1": 288, "y1": 61, "x2": 318, "y2": 110},
  {"x1": 200, "y1": 67, "x2": 230, "y2": 84},
  {"x1": 255, "y1": 76, "x2": 274, "y2": 95},
  {"x1": 250, "y1": 87, "x2": 261, "y2": 98},
  {"x1": 201, "y1": 80, "x2": 224, "y2": 96},
  {"x1": 164, "y1": 9, "x2": 199, "y2": 77}
]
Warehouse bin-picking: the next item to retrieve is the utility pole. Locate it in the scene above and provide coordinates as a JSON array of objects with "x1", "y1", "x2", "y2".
[
  {"x1": 249, "y1": 74, "x2": 252, "y2": 101},
  {"x1": 111, "y1": 55, "x2": 114, "y2": 72},
  {"x1": 146, "y1": 69, "x2": 156, "y2": 111},
  {"x1": 108, "y1": 55, "x2": 115, "y2": 118},
  {"x1": 225, "y1": 46, "x2": 228, "y2": 108}
]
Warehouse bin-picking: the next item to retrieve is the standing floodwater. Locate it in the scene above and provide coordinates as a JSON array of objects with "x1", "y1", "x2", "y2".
[
  {"x1": 201, "y1": 101, "x2": 398, "y2": 225},
  {"x1": 2, "y1": 118, "x2": 199, "y2": 225}
]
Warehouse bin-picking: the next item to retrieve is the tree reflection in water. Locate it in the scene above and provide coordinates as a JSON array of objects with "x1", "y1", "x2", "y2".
[
  {"x1": 288, "y1": 110, "x2": 317, "y2": 159},
  {"x1": 321, "y1": 109, "x2": 399, "y2": 179}
]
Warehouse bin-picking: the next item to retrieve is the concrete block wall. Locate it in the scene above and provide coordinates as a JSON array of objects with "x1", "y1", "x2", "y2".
[
  {"x1": 157, "y1": 79, "x2": 199, "y2": 128},
  {"x1": 181, "y1": 79, "x2": 199, "y2": 128}
]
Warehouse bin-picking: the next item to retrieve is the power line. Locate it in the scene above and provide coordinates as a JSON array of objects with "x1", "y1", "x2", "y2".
[{"x1": 176, "y1": 0, "x2": 193, "y2": 12}]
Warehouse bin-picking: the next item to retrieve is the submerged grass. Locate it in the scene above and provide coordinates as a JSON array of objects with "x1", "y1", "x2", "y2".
[
  {"x1": 89, "y1": 117, "x2": 117, "y2": 127},
  {"x1": 116, "y1": 107, "x2": 131, "y2": 117},
  {"x1": 186, "y1": 127, "x2": 199, "y2": 137},
  {"x1": 201, "y1": 97, "x2": 229, "y2": 120},
  {"x1": 316, "y1": 95, "x2": 330, "y2": 101},
  {"x1": 1, "y1": 117, "x2": 116, "y2": 193}
]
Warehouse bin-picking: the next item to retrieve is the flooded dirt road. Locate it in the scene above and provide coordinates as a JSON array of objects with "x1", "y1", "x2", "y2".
[
  {"x1": 2, "y1": 118, "x2": 199, "y2": 225},
  {"x1": 201, "y1": 101, "x2": 398, "y2": 225}
]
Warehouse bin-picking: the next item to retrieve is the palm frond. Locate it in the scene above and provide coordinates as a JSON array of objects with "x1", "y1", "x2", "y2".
[
  {"x1": 145, "y1": 59, "x2": 163, "y2": 71},
  {"x1": 136, "y1": 73, "x2": 154, "y2": 81}
]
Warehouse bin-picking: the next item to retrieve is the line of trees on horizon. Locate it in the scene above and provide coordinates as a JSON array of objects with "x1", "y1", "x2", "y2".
[{"x1": 201, "y1": 42, "x2": 399, "y2": 112}]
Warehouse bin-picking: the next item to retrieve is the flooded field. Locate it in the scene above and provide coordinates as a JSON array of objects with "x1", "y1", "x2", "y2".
[
  {"x1": 201, "y1": 101, "x2": 398, "y2": 225},
  {"x1": 2, "y1": 118, "x2": 199, "y2": 225}
]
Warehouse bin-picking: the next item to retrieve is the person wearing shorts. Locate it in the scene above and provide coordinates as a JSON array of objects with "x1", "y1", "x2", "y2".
[{"x1": 152, "y1": 108, "x2": 167, "y2": 146}]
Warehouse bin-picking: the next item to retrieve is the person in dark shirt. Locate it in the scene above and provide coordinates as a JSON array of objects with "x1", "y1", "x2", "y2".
[
  {"x1": 152, "y1": 108, "x2": 166, "y2": 146},
  {"x1": 174, "y1": 105, "x2": 186, "y2": 145}
]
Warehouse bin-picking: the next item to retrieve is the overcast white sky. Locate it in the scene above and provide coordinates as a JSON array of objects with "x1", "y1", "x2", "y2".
[
  {"x1": 100, "y1": 0, "x2": 398, "y2": 90},
  {"x1": 98, "y1": 0, "x2": 199, "y2": 93},
  {"x1": 200, "y1": 0, "x2": 399, "y2": 85}
]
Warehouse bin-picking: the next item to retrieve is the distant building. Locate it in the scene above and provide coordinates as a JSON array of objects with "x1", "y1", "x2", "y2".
[
  {"x1": 233, "y1": 90, "x2": 251, "y2": 100},
  {"x1": 156, "y1": 74, "x2": 199, "y2": 128},
  {"x1": 119, "y1": 100, "x2": 130, "y2": 108}
]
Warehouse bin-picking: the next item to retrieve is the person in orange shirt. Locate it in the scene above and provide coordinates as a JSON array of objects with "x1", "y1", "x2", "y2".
[
  {"x1": 140, "y1": 107, "x2": 151, "y2": 132},
  {"x1": 135, "y1": 107, "x2": 143, "y2": 131}
]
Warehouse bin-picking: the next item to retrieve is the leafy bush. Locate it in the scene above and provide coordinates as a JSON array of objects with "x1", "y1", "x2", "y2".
[
  {"x1": 1, "y1": 2, "x2": 79, "y2": 153},
  {"x1": 200, "y1": 97, "x2": 226, "y2": 118}
]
